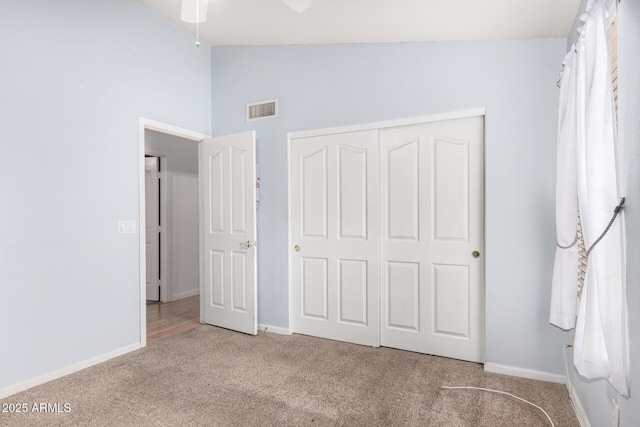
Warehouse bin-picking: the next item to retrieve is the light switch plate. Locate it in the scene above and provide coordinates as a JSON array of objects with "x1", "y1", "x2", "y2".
[{"x1": 118, "y1": 220, "x2": 137, "y2": 234}]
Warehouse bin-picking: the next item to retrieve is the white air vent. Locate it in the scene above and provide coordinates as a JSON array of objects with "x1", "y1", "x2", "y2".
[{"x1": 246, "y1": 98, "x2": 279, "y2": 122}]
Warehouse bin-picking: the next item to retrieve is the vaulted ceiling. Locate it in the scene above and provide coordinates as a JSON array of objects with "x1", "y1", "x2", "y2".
[{"x1": 134, "y1": 0, "x2": 582, "y2": 46}]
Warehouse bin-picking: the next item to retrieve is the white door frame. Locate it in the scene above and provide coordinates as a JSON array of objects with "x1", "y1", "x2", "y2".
[
  {"x1": 138, "y1": 117, "x2": 208, "y2": 347},
  {"x1": 287, "y1": 107, "x2": 486, "y2": 350}
]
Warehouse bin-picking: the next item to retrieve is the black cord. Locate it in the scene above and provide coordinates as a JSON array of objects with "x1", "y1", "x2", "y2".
[{"x1": 586, "y1": 197, "x2": 626, "y2": 257}]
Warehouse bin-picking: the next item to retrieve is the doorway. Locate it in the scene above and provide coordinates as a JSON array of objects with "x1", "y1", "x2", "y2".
[
  {"x1": 138, "y1": 119, "x2": 259, "y2": 346},
  {"x1": 138, "y1": 119, "x2": 207, "y2": 346}
]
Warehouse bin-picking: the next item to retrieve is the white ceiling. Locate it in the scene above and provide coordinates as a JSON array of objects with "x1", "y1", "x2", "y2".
[{"x1": 134, "y1": 0, "x2": 582, "y2": 46}]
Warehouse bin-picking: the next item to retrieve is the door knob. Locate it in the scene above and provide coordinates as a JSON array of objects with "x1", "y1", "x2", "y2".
[
  {"x1": 240, "y1": 240, "x2": 254, "y2": 250},
  {"x1": 294, "y1": 245, "x2": 300, "y2": 252},
  {"x1": 472, "y1": 250, "x2": 480, "y2": 258}
]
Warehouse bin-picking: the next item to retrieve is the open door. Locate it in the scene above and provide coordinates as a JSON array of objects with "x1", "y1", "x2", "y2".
[
  {"x1": 200, "y1": 131, "x2": 257, "y2": 335},
  {"x1": 145, "y1": 156, "x2": 160, "y2": 301}
]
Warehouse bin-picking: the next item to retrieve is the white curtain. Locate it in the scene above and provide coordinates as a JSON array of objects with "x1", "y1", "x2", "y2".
[
  {"x1": 551, "y1": 0, "x2": 629, "y2": 397},
  {"x1": 550, "y1": 47, "x2": 579, "y2": 331}
]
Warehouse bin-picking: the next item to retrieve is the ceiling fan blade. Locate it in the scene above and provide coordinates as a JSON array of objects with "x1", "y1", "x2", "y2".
[
  {"x1": 181, "y1": 0, "x2": 209, "y2": 23},
  {"x1": 281, "y1": 0, "x2": 314, "y2": 13}
]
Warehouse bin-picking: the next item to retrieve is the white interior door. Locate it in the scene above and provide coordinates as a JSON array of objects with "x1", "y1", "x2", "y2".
[
  {"x1": 290, "y1": 130, "x2": 380, "y2": 346},
  {"x1": 145, "y1": 156, "x2": 160, "y2": 301},
  {"x1": 379, "y1": 116, "x2": 484, "y2": 362},
  {"x1": 200, "y1": 131, "x2": 257, "y2": 335}
]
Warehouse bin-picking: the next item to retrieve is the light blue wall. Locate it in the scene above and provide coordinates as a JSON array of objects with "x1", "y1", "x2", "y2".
[
  {"x1": 0, "y1": 0, "x2": 210, "y2": 390},
  {"x1": 566, "y1": 0, "x2": 640, "y2": 426},
  {"x1": 211, "y1": 40, "x2": 569, "y2": 374}
]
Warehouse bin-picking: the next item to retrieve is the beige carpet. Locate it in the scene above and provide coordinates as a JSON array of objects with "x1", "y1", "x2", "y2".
[{"x1": 0, "y1": 325, "x2": 579, "y2": 426}]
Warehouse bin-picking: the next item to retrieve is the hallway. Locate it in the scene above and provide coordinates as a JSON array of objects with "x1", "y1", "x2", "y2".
[{"x1": 147, "y1": 295, "x2": 200, "y2": 345}]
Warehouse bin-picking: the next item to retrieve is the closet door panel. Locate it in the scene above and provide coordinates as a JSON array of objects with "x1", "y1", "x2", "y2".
[
  {"x1": 380, "y1": 116, "x2": 484, "y2": 363},
  {"x1": 291, "y1": 130, "x2": 380, "y2": 346}
]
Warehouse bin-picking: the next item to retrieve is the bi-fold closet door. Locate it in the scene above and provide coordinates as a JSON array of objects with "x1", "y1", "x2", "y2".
[{"x1": 290, "y1": 116, "x2": 484, "y2": 363}]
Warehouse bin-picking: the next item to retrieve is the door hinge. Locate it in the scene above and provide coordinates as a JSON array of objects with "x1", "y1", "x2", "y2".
[
  {"x1": 157, "y1": 226, "x2": 162, "y2": 233},
  {"x1": 157, "y1": 171, "x2": 162, "y2": 179}
]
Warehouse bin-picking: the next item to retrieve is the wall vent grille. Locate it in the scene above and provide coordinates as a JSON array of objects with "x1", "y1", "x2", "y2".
[{"x1": 246, "y1": 99, "x2": 279, "y2": 121}]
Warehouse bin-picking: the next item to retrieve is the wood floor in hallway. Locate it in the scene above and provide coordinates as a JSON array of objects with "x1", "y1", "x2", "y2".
[{"x1": 147, "y1": 295, "x2": 200, "y2": 345}]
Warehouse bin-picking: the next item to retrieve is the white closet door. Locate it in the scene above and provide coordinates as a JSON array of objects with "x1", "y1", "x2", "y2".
[
  {"x1": 200, "y1": 131, "x2": 257, "y2": 335},
  {"x1": 379, "y1": 116, "x2": 484, "y2": 363},
  {"x1": 290, "y1": 130, "x2": 380, "y2": 346}
]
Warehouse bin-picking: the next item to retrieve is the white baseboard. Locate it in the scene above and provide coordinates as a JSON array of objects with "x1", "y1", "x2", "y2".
[
  {"x1": 566, "y1": 378, "x2": 591, "y2": 427},
  {"x1": 170, "y1": 289, "x2": 199, "y2": 301},
  {"x1": 0, "y1": 343, "x2": 140, "y2": 400},
  {"x1": 484, "y1": 362, "x2": 566, "y2": 384},
  {"x1": 258, "y1": 323, "x2": 292, "y2": 335}
]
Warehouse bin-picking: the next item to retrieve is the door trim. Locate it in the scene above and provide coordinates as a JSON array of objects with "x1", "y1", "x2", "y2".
[
  {"x1": 288, "y1": 107, "x2": 486, "y2": 140},
  {"x1": 138, "y1": 117, "x2": 207, "y2": 347}
]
